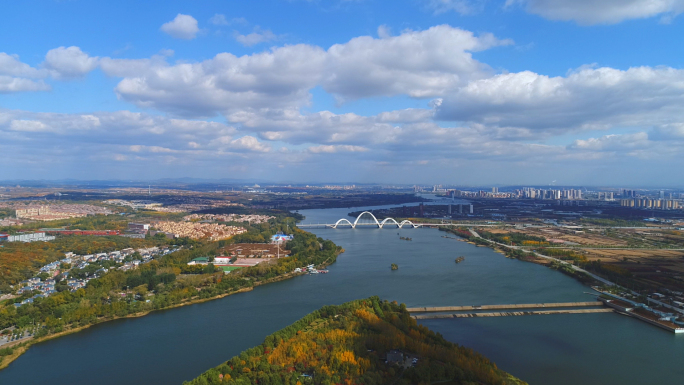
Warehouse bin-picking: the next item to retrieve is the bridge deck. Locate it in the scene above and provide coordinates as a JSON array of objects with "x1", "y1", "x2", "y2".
[{"x1": 406, "y1": 301, "x2": 603, "y2": 313}]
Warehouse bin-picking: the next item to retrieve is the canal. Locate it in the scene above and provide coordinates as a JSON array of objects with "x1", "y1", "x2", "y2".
[{"x1": 1, "y1": 203, "x2": 682, "y2": 384}]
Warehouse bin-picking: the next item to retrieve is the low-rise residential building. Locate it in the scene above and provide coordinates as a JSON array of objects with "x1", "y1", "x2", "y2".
[
  {"x1": 154, "y1": 221, "x2": 246, "y2": 241},
  {"x1": 7, "y1": 232, "x2": 56, "y2": 243},
  {"x1": 187, "y1": 257, "x2": 210, "y2": 265},
  {"x1": 17, "y1": 246, "x2": 181, "y2": 299},
  {"x1": 213, "y1": 256, "x2": 232, "y2": 264}
]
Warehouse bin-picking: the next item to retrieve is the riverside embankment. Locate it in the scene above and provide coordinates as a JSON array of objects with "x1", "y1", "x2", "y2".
[{"x1": 0, "y1": 251, "x2": 332, "y2": 371}]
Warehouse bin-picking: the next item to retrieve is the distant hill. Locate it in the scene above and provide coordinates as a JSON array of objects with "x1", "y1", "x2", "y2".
[{"x1": 183, "y1": 297, "x2": 526, "y2": 385}]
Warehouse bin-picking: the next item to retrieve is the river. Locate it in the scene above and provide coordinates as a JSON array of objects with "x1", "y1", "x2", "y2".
[{"x1": 1, "y1": 202, "x2": 683, "y2": 384}]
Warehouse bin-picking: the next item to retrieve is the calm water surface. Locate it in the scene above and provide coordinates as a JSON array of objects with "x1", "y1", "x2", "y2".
[{"x1": 1, "y1": 203, "x2": 682, "y2": 385}]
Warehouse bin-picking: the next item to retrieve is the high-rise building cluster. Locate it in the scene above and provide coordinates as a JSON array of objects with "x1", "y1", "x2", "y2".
[
  {"x1": 443, "y1": 187, "x2": 683, "y2": 209},
  {"x1": 597, "y1": 192, "x2": 614, "y2": 201},
  {"x1": 447, "y1": 190, "x2": 511, "y2": 198},
  {"x1": 518, "y1": 188, "x2": 583, "y2": 200},
  {"x1": 620, "y1": 199, "x2": 680, "y2": 210},
  {"x1": 446, "y1": 187, "x2": 584, "y2": 200}
]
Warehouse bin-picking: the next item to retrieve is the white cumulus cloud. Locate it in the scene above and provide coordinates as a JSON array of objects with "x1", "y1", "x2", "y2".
[
  {"x1": 227, "y1": 136, "x2": 271, "y2": 152},
  {"x1": 43, "y1": 46, "x2": 99, "y2": 79},
  {"x1": 506, "y1": 0, "x2": 684, "y2": 25},
  {"x1": 0, "y1": 76, "x2": 50, "y2": 93},
  {"x1": 161, "y1": 14, "x2": 200, "y2": 40},
  {"x1": 234, "y1": 28, "x2": 278, "y2": 46},
  {"x1": 0, "y1": 52, "x2": 50, "y2": 93},
  {"x1": 323, "y1": 25, "x2": 512, "y2": 100},
  {"x1": 102, "y1": 25, "x2": 511, "y2": 117},
  {"x1": 9, "y1": 120, "x2": 51, "y2": 132},
  {"x1": 308, "y1": 145, "x2": 369, "y2": 153},
  {"x1": 108, "y1": 44, "x2": 328, "y2": 117},
  {"x1": 435, "y1": 66, "x2": 684, "y2": 133},
  {"x1": 0, "y1": 53, "x2": 45, "y2": 78},
  {"x1": 569, "y1": 132, "x2": 650, "y2": 151}
]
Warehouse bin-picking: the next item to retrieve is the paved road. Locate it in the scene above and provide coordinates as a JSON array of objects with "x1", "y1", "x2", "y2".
[{"x1": 468, "y1": 228, "x2": 684, "y2": 315}]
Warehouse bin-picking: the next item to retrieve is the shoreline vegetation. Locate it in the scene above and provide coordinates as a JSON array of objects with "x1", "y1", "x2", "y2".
[
  {"x1": 183, "y1": 297, "x2": 526, "y2": 385},
  {"x1": 0, "y1": 217, "x2": 343, "y2": 371},
  {"x1": 0, "y1": 214, "x2": 622, "y2": 379},
  {"x1": 438, "y1": 227, "x2": 603, "y2": 286}
]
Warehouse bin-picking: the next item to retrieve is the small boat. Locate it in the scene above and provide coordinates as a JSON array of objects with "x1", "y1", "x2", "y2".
[{"x1": 455, "y1": 256, "x2": 465, "y2": 263}]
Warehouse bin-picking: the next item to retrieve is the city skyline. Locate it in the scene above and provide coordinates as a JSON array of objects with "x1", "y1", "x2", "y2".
[{"x1": 3, "y1": 0, "x2": 684, "y2": 185}]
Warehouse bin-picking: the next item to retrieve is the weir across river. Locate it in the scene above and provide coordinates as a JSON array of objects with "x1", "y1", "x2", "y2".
[{"x1": 407, "y1": 301, "x2": 610, "y2": 319}]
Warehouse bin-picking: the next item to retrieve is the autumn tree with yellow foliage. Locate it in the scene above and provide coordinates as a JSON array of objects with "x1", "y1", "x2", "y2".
[{"x1": 184, "y1": 297, "x2": 526, "y2": 385}]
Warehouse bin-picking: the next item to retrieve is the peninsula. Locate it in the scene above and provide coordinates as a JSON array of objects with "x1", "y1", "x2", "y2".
[{"x1": 183, "y1": 297, "x2": 526, "y2": 385}]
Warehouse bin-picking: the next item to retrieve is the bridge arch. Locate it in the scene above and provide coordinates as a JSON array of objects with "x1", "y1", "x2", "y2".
[
  {"x1": 399, "y1": 220, "x2": 418, "y2": 229},
  {"x1": 330, "y1": 211, "x2": 420, "y2": 229},
  {"x1": 352, "y1": 211, "x2": 382, "y2": 228},
  {"x1": 332, "y1": 218, "x2": 354, "y2": 228},
  {"x1": 380, "y1": 218, "x2": 399, "y2": 228}
]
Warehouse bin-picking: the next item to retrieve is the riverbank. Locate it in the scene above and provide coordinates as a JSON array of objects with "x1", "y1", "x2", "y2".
[
  {"x1": 456, "y1": 228, "x2": 684, "y2": 334},
  {"x1": 440, "y1": 227, "x2": 601, "y2": 286},
  {"x1": 0, "y1": 247, "x2": 342, "y2": 372},
  {"x1": 0, "y1": 286, "x2": 249, "y2": 370}
]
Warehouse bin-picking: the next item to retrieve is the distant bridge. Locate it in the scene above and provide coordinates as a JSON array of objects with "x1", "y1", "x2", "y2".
[
  {"x1": 296, "y1": 211, "x2": 502, "y2": 229},
  {"x1": 330, "y1": 211, "x2": 419, "y2": 229}
]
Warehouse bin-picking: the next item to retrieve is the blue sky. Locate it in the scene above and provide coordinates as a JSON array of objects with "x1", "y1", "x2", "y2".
[{"x1": 2, "y1": 0, "x2": 684, "y2": 186}]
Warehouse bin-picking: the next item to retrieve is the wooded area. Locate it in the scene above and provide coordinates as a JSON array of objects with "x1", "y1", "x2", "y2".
[
  {"x1": 183, "y1": 297, "x2": 526, "y2": 385},
  {"x1": 0, "y1": 218, "x2": 341, "y2": 366},
  {"x1": 0, "y1": 236, "x2": 162, "y2": 290}
]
